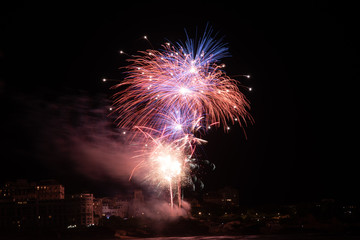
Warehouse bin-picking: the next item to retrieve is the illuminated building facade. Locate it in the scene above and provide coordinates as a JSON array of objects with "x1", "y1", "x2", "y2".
[{"x1": 0, "y1": 180, "x2": 93, "y2": 229}]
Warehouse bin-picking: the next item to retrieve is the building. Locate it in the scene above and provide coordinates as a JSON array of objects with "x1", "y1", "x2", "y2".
[
  {"x1": 133, "y1": 189, "x2": 144, "y2": 203},
  {"x1": 203, "y1": 186, "x2": 239, "y2": 208},
  {"x1": 72, "y1": 193, "x2": 94, "y2": 226},
  {"x1": 0, "y1": 194, "x2": 94, "y2": 230},
  {"x1": 36, "y1": 179, "x2": 65, "y2": 200},
  {"x1": 96, "y1": 197, "x2": 129, "y2": 219},
  {"x1": 0, "y1": 179, "x2": 37, "y2": 202},
  {"x1": 94, "y1": 190, "x2": 143, "y2": 220},
  {"x1": 0, "y1": 179, "x2": 65, "y2": 202},
  {"x1": 0, "y1": 180, "x2": 94, "y2": 230},
  {"x1": 93, "y1": 197, "x2": 103, "y2": 225},
  {"x1": 218, "y1": 186, "x2": 240, "y2": 208},
  {"x1": 130, "y1": 189, "x2": 145, "y2": 217}
]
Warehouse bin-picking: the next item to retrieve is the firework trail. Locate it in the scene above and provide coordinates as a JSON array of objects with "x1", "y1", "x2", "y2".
[{"x1": 111, "y1": 27, "x2": 251, "y2": 208}]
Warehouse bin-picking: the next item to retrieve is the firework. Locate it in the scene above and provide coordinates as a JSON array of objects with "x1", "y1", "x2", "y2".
[{"x1": 111, "y1": 28, "x2": 251, "y2": 208}]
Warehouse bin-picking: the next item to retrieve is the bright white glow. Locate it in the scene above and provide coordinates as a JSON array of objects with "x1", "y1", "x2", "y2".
[
  {"x1": 189, "y1": 66, "x2": 197, "y2": 73},
  {"x1": 122, "y1": 131, "x2": 126, "y2": 135},
  {"x1": 179, "y1": 87, "x2": 191, "y2": 95},
  {"x1": 102, "y1": 78, "x2": 106, "y2": 82},
  {"x1": 175, "y1": 124, "x2": 182, "y2": 130},
  {"x1": 144, "y1": 35, "x2": 147, "y2": 39},
  {"x1": 227, "y1": 126, "x2": 230, "y2": 130},
  {"x1": 109, "y1": 107, "x2": 113, "y2": 111},
  {"x1": 157, "y1": 154, "x2": 181, "y2": 179},
  {"x1": 249, "y1": 87, "x2": 252, "y2": 91},
  {"x1": 246, "y1": 75, "x2": 251, "y2": 78},
  {"x1": 119, "y1": 50, "x2": 124, "y2": 54}
]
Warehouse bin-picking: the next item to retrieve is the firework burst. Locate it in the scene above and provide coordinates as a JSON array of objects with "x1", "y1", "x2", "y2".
[{"x1": 111, "y1": 28, "x2": 252, "y2": 208}]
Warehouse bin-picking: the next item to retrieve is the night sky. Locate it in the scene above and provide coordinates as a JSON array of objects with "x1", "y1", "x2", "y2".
[{"x1": 0, "y1": 2, "x2": 357, "y2": 204}]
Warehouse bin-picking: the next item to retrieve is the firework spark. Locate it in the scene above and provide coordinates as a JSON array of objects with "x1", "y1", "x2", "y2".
[{"x1": 111, "y1": 28, "x2": 251, "y2": 208}]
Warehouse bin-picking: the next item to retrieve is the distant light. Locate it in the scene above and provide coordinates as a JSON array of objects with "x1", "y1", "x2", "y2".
[
  {"x1": 67, "y1": 224, "x2": 77, "y2": 229},
  {"x1": 249, "y1": 87, "x2": 252, "y2": 91},
  {"x1": 175, "y1": 124, "x2": 182, "y2": 130},
  {"x1": 109, "y1": 107, "x2": 113, "y2": 111},
  {"x1": 227, "y1": 126, "x2": 230, "y2": 130},
  {"x1": 246, "y1": 75, "x2": 251, "y2": 78},
  {"x1": 208, "y1": 126, "x2": 211, "y2": 129},
  {"x1": 234, "y1": 118, "x2": 238, "y2": 121},
  {"x1": 123, "y1": 131, "x2": 126, "y2": 135},
  {"x1": 102, "y1": 78, "x2": 106, "y2": 82},
  {"x1": 119, "y1": 50, "x2": 124, "y2": 54},
  {"x1": 144, "y1": 35, "x2": 147, "y2": 39}
]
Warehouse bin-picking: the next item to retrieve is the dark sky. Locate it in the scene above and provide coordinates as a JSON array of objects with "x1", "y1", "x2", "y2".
[{"x1": 0, "y1": 2, "x2": 357, "y2": 204}]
